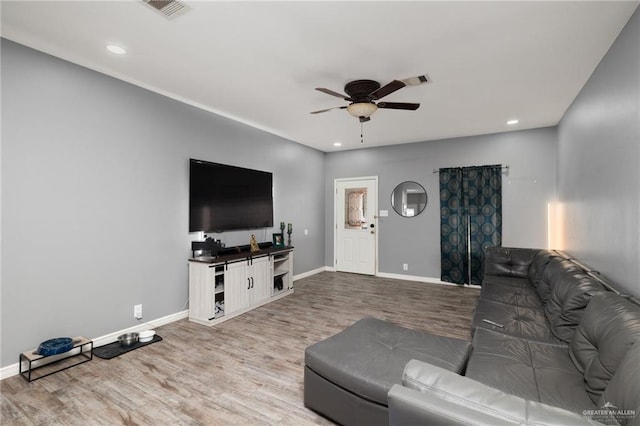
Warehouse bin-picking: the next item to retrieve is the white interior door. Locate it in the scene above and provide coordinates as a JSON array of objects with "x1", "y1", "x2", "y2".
[{"x1": 335, "y1": 177, "x2": 378, "y2": 275}]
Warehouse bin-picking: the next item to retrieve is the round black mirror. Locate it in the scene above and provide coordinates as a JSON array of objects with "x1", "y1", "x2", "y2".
[{"x1": 391, "y1": 181, "x2": 428, "y2": 217}]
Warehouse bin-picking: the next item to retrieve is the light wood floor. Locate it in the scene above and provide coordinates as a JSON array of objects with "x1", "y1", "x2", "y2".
[{"x1": 1, "y1": 272, "x2": 479, "y2": 425}]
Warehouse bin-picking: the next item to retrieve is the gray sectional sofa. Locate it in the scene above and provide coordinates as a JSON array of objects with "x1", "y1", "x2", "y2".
[
  {"x1": 388, "y1": 247, "x2": 640, "y2": 425},
  {"x1": 304, "y1": 247, "x2": 640, "y2": 425}
]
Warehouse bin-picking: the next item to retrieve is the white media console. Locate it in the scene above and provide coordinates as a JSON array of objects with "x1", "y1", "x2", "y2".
[{"x1": 188, "y1": 247, "x2": 294, "y2": 326}]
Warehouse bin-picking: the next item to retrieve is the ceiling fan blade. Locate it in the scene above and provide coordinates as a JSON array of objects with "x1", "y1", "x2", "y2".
[
  {"x1": 369, "y1": 80, "x2": 406, "y2": 100},
  {"x1": 310, "y1": 106, "x2": 347, "y2": 114},
  {"x1": 377, "y1": 102, "x2": 420, "y2": 110},
  {"x1": 401, "y1": 74, "x2": 429, "y2": 86},
  {"x1": 315, "y1": 88, "x2": 352, "y2": 101}
]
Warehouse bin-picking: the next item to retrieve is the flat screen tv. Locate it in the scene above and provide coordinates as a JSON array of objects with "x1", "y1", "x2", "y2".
[{"x1": 189, "y1": 159, "x2": 273, "y2": 232}]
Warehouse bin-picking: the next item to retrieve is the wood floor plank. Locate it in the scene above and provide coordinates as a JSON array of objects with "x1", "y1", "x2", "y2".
[{"x1": 1, "y1": 272, "x2": 479, "y2": 425}]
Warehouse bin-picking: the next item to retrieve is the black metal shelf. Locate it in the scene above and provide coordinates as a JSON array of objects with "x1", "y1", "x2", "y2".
[{"x1": 19, "y1": 336, "x2": 93, "y2": 382}]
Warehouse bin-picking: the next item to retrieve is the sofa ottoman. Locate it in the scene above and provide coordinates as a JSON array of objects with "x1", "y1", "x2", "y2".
[{"x1": 304, "y1": 317, "x2": 471, "y2": 426}]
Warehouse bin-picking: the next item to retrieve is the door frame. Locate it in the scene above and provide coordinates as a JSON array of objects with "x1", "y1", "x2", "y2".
[{"x1": 334, "y1": 176, "x2": 379, "y2": 275}]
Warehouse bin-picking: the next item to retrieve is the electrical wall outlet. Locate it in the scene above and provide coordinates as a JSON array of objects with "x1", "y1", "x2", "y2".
[
  {"x1": 134, "y1": 304, "x2": 142, "y2": 319},
  {"x1": 403, "y1": 263, "x2": 409, "y2": 271}
]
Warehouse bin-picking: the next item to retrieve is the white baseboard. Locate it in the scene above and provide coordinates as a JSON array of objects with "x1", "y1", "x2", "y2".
[
  {"x1": 0, "y1": 310, "x2": 189, "y2": 381},
  {"x1": 376, "y1": 272, "x2": 481, "y2": 288},
  {"x1": 293, "y1": 266, "x2": 331, "y2": 281},
  {"x1": 0, "y1": 363, "x2": 18, "y2": 381},
  {"x1": 299, "y1": 267, "x2": 478, "y2": 288}
]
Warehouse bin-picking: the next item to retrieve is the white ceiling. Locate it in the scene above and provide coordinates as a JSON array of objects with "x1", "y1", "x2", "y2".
[{"x1": 2, "y1": 1, "x2": 638, "y2": 152}]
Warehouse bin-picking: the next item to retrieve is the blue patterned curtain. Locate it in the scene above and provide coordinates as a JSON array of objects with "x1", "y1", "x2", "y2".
[
  {"x1": 440, "y1": 165, "x2": 502, "y2": 285},
  {"x1": 439, "y1": 168, "x2": 466, "y2": 284}
]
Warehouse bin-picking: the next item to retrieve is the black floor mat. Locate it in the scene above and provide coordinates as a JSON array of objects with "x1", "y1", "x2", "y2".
[{"x1": 93, "y1": 335, "x2": 162, "y2": 359}]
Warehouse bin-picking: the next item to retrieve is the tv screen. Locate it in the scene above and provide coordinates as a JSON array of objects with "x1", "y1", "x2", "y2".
[{"x1": 189, "y1": 159, "x2": 274, "y2": 232}]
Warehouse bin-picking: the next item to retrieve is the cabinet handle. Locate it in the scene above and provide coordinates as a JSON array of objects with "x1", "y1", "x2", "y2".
[
  {"x1": 247, "y1": 278, "x2": 251, "y2": 289},
  {"x1": 250, "y1": 277, "x2": 254, "y2": 288}
]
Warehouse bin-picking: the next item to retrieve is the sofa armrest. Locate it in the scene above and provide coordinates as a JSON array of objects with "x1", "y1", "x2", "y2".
[
  {"x1": 388, "y1": 360, "x2": 602, "y2": 426},
  {"x1": 389, "y1": 385, "x2": 517, "y2": 425}
]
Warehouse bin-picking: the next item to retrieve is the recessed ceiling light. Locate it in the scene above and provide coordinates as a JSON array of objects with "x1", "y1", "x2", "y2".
[
  {"x1": 106, "y1": 44, "x2": 127, "y2": 55},
  {"x1": 333, "y1": 142, "x2": 342, "y2": 147},
  {"x1": 507, "y1": 119, "x2": 519, "y2": 125}
]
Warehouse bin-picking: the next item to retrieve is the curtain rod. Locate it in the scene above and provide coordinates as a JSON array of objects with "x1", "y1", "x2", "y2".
[{"x1": 432, "y1": 165, "x2": 509, "y2": 174}]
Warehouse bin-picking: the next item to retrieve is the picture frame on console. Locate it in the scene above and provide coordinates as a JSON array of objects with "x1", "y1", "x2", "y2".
[{"x1": 272, "y1": 233, "x2": 284, "y2": 248}]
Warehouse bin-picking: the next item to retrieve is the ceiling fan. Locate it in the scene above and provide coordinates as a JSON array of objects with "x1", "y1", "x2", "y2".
[{"x1": 311, "y1": 75, "x2": 428, "y2": 123}]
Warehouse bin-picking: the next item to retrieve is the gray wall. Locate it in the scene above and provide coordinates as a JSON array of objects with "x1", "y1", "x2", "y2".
[
  {"x1": 325, "y1": 127, "x2": 558, "y2": 278},
  {"x1": 1, "y1": 39, "x2": 325, "y2": 367},
  {"x1": 3, "y1": 4, "x2": 638, "y2": 370},
  {"x1": 557, "y1": 7, "x2": 640, "y2": 296}
]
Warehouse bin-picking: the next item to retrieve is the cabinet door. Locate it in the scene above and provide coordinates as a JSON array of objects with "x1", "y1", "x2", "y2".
[
  {"x1": 251, "y1": 256, "x2": 272, "y2": 304},
  {"x1": 224, "y1": 261, "x2": 250, "y2": 315},
  {"x1": 189, "y1": 262, "x2": 216, "y2": 321}
]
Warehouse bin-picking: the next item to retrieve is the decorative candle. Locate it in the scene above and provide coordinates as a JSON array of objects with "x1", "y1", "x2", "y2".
[
  {"x1": 287, "y1": 223, "x2": 293, "y2": 233},
  {"x1": 280, "y1": 222, "x2": 285, "y2": 230}
]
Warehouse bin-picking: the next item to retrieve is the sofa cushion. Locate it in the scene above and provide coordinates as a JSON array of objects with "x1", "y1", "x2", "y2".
[
  {"x1": 482, "y1": 275, "x2": 531, "y2": 289},
  {"x1": 483, "y1": 247, "x2": 538, "y2": 279},
  {"x1": 527, "y1": 249, "x2": 555, "y2": 288},
  {"x1": 599, "y1": 340, "x2": 640, "y2": 426},
  {"x1": 480, "y1": 281, "x2": 543, "y2": 309},
  {"x1": 570, "y1": 293, "x2": 640, "y2": 404},
  {"x1": 544, "y1": 270, "x2": 605, "y2": 343},
  {"x1": 466, "y1": 328, "x2": 594, "y2": 414},
  {"x1": 472, "y1": 298, "x2": 559, "y2": 343},
  {"x1": 536, "y1": 258, "x2": 582, "y2": 304}
]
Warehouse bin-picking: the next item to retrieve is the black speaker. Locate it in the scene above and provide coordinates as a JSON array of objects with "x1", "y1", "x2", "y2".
[
  {"x1": 191, "y1": 237, "x2": 223, "y2": 257},
  {"x1": 274, "y1": 276, "x2": 284, "y2": 291}
]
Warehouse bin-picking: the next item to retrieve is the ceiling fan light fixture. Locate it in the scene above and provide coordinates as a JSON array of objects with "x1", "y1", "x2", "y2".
[{"x1": 347, "y1": 102, "x2": 378, "y2": 118}]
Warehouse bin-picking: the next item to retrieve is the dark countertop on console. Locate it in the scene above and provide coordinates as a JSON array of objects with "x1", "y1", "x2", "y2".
[{"x1": 189, "y1": 246, "x2": 293, "y2": 264}]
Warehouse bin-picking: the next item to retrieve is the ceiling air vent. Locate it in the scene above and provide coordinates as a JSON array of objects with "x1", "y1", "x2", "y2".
[{"x1": 142, "y1": 0, "x2": 187, "y2": 19}]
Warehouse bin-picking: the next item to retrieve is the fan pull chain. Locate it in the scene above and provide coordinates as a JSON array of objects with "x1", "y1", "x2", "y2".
[{"x1": 360, "y1": 122, "x2": 364, "y2": 144}]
